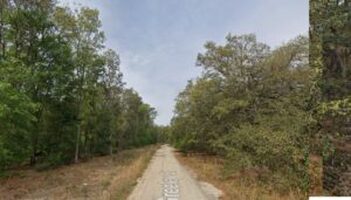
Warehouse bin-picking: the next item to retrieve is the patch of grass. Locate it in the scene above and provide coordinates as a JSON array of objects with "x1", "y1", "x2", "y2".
[
  {"x1": 114, "y1": 180, "x2": 136, "y2": 200},
  {"x1": 175, "y1": 152, "x2": 308, "y2": 200},
  {"x1": 101, "y1": 180, "x2": 111, "y2": 189},
  {"x1": 111, "y1": 145, "x2": 158, "y2": 200},
  {"x1": 0, "y1": 145, "x2": 159, "y2": 200}
]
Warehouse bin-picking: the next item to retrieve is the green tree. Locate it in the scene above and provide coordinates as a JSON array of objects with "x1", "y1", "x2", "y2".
[
  {"x1": 0, "y1": 82, "x2": 36, "y2": 170},
  {"x1": 310, "y1": 0, "x2": 351, "y2": 195},
  {"x1": 0, "y1": 1, "x2": 158, "y2": 172},
  {"x1": 171, "y1": 34, "x2": 312, "y2": 191}
]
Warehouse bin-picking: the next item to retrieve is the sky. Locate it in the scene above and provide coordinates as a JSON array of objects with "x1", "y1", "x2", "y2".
[{"x1": 59, "y1": 0, "x2": 308, "y2": 125}]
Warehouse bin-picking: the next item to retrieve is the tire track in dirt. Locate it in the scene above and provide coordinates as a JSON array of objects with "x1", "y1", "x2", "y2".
[{"x1": 127, "y1": 145, "x2": 222, "y2": 200}]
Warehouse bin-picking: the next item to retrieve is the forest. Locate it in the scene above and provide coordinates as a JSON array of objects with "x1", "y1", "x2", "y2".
[
  {"x1": 0, "y1": 0, "x2": 158, "y2": 172},
  {"x1": 170, "y1": 0, "x2": 350, "y2": 195},
  {"x1": 170, "y1": 34, "x2": 313, "y2": 193},
  {"x1": 0, "y1": 0, "x2": 350, "y2": 198}
]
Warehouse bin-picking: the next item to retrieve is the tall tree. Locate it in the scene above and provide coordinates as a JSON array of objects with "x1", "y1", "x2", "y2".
[
  {"x1": 101, "y1": 49, "x2": 123, "y2": 155},
  {"x1": 310, "y1": 0, "x2": 351, "y2": 195},
  {"x1": 171, "y1": 34, "x2": 312, "y2": 191},
  {"x1": 0, "y1": 2, "x2": 158, "y2": 171}
]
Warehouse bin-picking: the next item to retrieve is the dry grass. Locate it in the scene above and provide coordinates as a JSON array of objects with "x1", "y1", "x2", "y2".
[
  {"x1": 308, "y1": 155, "x2": 324, "y2": 196},
  {"x1": 175, "y1": 152, "x2": 309, "y2": 200},
  {"x1": 0, "y1": 145, "x2": 159, "y2": 200}
]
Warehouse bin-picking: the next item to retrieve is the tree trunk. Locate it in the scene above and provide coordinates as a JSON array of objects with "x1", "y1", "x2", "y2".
[
  {"x1": 109, "y1": 131, "x2": 113, "y2": 155},
  {"x1": 74, "y1": 123, "x2": 81, "y2": 163}
]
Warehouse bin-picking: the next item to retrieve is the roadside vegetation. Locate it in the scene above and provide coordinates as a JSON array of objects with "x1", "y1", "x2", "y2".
[
  {"x1": 0, "y1": 0, "x2": 350, "y2": 198},
  {"x1": 0, "y1": 0, "x2": 159, "y2": 174},
  {"x1": 170, "y1": 0, "x2": 350, "y2": 197},
  {"x1": 310, "y1": 0, "x2": 351, "y2": 195},
  {"x1": 170, "y1": 34, "x2": 314, "y2": 195},
  {"x1": 176, "y1": 152, "x2": 308, "y2": 200},
  {"x1": 0, "y1": 145, "x2": 158, "y2": 200}
]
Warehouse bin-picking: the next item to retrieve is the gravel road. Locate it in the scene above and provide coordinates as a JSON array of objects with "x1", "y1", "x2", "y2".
[{"x1": 127, "y1": 145, "x2": 222, "y2": 200}]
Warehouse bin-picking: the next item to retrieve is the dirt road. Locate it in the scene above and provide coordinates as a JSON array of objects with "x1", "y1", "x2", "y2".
[{"x1": 127, "y1": 145, "x2": 222, "y2": 200}]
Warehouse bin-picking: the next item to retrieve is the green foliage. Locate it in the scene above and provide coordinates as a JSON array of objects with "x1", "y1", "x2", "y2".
[
  {"x1": 310, "y1": 0, "x2": 351, "y2": 150},
  {"x1": 310, "y1": 1, "x2": 351, "y2": 195},
  {"x1": 0, "y1": 82, "x2": 36, "y2": 169},
  {"x1": 0, "y1": 0, "x2": 158, "y2": 172},
  {"x1": 170, "y1": 34, "x2": 313, "y2": 191}
]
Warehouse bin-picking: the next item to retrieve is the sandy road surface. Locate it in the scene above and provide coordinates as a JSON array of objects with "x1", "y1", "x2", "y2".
[{"x1": 127, "y1": 145, "x2": 221, "y2": 200}]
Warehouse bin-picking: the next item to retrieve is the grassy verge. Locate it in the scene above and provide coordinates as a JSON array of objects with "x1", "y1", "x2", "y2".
[
  {"x1": 175, "y1": 152, "x2": 309, "y2": 200},
  {"x1": 0, "y1": 145, "x2": 159, "y2": 200}
]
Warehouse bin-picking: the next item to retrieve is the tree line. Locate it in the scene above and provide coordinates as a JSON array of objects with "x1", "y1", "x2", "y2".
[
  {"x1": 170, "y1": 34, "x2": 312, "y2": 191},
  {"x1": 169, "y1": 0, "x2": 350, "y2": 195},
  {"x1": 0, "y1": 0, "x2": 158, "y2": 171}
]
